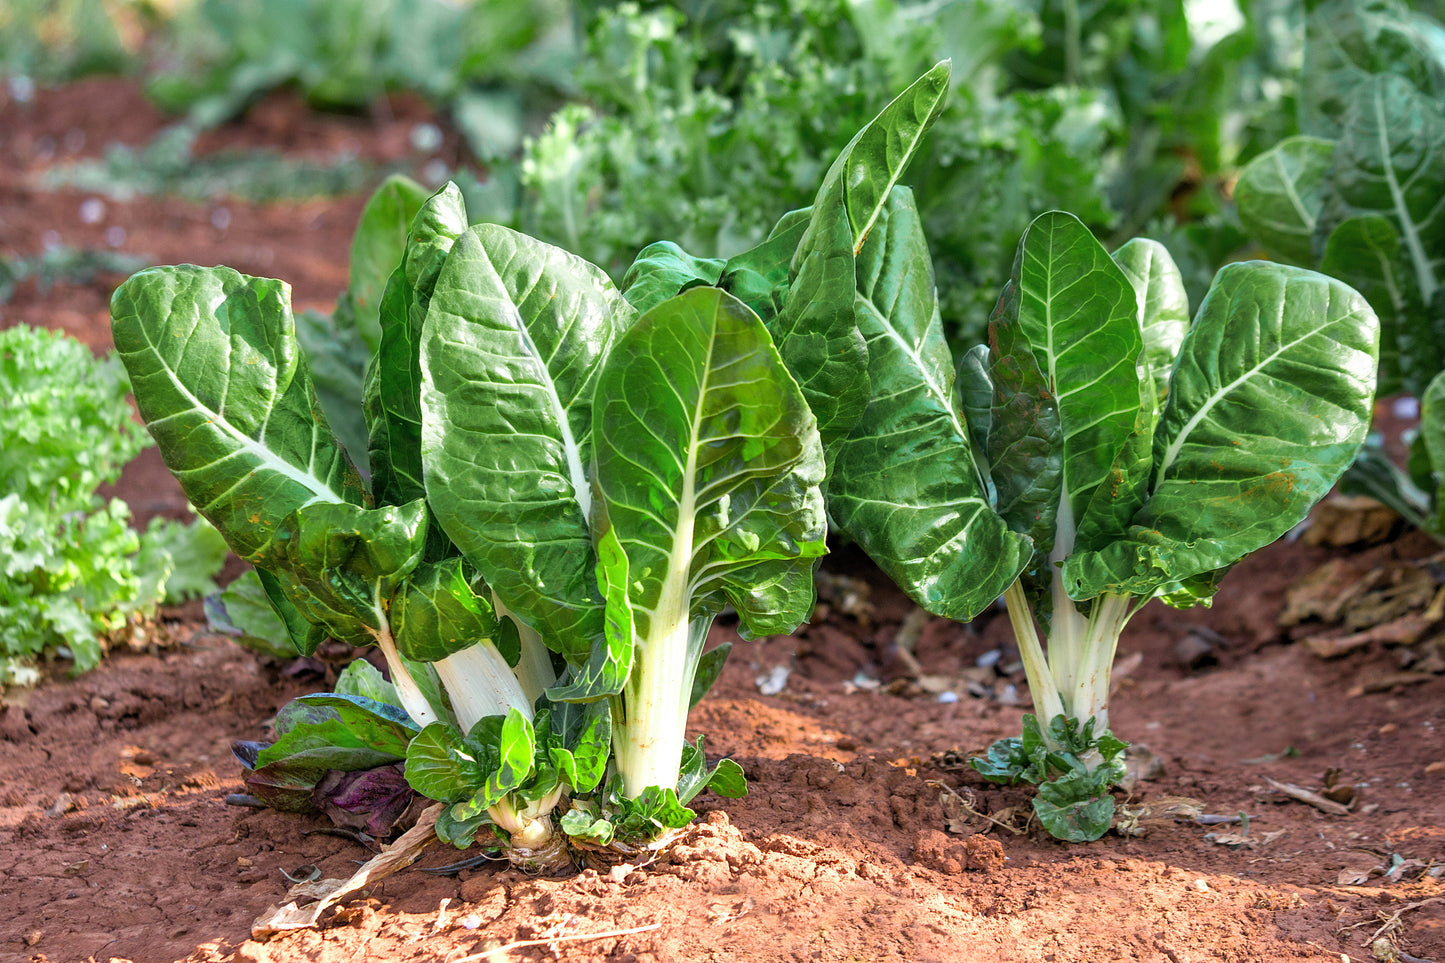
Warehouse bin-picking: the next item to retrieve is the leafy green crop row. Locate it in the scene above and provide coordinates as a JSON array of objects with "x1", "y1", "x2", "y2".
[
  {"x1": 113, "y1": 59, "x2": 1376, "y2": 859},
  {"x1": 0, "y1": 325, "x2": 227, "y2": 686}
]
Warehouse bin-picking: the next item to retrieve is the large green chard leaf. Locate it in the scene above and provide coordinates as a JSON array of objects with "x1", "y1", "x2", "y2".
[
  {"x1": 1318, "y1": 75, "x2": 1445, "y2": 395},
  {"x1": 347, "y1": 174, "x2": 431, "y2": 352},
  {"x1": 1299, "y1": 0, "x2": 1445, "y2": 140},
  {"x1": 1235, "y1": 137, "x2": 1335, "y2": 268},
  {"x1": 591, "y1": 286, "x2": 827, "y2": 638},
  {"x1": 986, "y1": 276, "x2": 1063, "y2": 557},
  {"x1": 110, "y1": 266, "x2": 367, "y2": 564},
  {"x1": 828, "y1": 188, "x2": 1030, "y2": 620},
  {"x1": 1318, "y1": 214, "x2": 1424, "y2": 396},
  {"x1": 990, "y1": 212, "x2": 1142, "y2": 560},
  {"x1": 1064, "y1": 263, "x2": 1379, "y2": 600},
  {"x1": 365, "y1": 183, "x2": 469, "y2": 512},
  {"x1": 769, "y1": 61, "x2": 952, "y2": 450},
  {"x1": 421, "y1": 224, "x2": 634, "y2": 663}
]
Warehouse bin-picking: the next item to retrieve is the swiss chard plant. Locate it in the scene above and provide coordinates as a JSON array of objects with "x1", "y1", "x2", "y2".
[
  {"x1": 618, "y1": 61, "x2": 1032, "y2": 624},
  {"x1": 963, "y1": 218, "x2": 1378, "y2": 839},
  {"x1": 111, "y1": 154, "x2": 829, "y2": 861},
  {"x1": 1234, "y1": 0, "x2": 1445, "y2": 540},
  {"x1": 1235, "y1": 0, "x2": 1445, "y2": 400},
  {"x1": 111, "y1": 182, "x2": 604, "y2": 871}
]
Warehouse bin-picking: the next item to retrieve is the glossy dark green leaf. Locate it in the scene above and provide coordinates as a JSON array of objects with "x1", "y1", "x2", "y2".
[
  {"x1": 391, "y1": 556, "x2": 514, "y2": 664},
  {"x1": 1235, "y1": 136, "x2": 1335, "y2": 267},
  {"x1": 620, "y1": 241, "x2": 724, "y2": 315},
  {"x1": 818, "y1": 60, "x2": 951, "y2": 255},
  {"x1": 1064, "y1": 263, "x2": 1379, "y2": 600},
  {"x1": 991, "y1": 212, "x2": 1141, "y2": 561},
  {"x1": 772, "y1": 184, "x2": 865, "y2": 451},
  {"x1": 365, "y1": 182, "x2": 468, "y2": 511},
  {"x1": 421, "y1": 224, "x2": 634, "y2": 663},
  {"x1": 110, "y1": 266, "x2": 367, "y2": 565},
  {"x1": 828, "y1": 188, "x2": 1031, "y2": 620},
  {"x1": 347, "y1": 174, "x2": 431, "y2": 351},
  {"x1": 1016, "y1": 213, "x2": 1142, "y2": 528},
  {"x1": 404, "y1": 721, "x2": 480, "y2": 803},
  {"x1": 769, "y1": 62, "x2": 952, "y2": 451},
  {"x1": 264, "y1": 499, "x2": 428, "y2": 644},
  {"x1": 955, "y1": 344, "x2": 994, "y2": 470}
]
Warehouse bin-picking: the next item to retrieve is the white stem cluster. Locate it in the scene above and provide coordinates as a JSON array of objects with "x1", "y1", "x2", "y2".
[{"x1": 1002, "y1": 576, "x2": 1138, "y2": 752}]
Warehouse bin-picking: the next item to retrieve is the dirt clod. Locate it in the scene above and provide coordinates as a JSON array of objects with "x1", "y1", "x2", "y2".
[{"x1": 912, "y1": 829, "x2": 1005, "y2": 874}]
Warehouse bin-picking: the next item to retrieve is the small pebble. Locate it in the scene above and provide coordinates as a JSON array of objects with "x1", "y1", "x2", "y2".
[{"x1": 936, "y1": 691, "x2": 959, "y2": 704}]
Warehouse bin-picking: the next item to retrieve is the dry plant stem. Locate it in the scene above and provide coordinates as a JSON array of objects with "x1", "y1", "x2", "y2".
[
  {"x1": 928, "y1": 780, "x2": 1024, "y2": 835},
  {"x1": 451, "y1": 921, "x2": 664, "y2": 962},
  {"x1": 1265, "y1": 777, "x2": 1352, "y2": 817}
]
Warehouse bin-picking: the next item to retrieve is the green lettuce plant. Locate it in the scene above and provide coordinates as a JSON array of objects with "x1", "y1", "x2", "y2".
[{"x1": 0, "y1": 324, "x2": 226, "y2": 687}]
